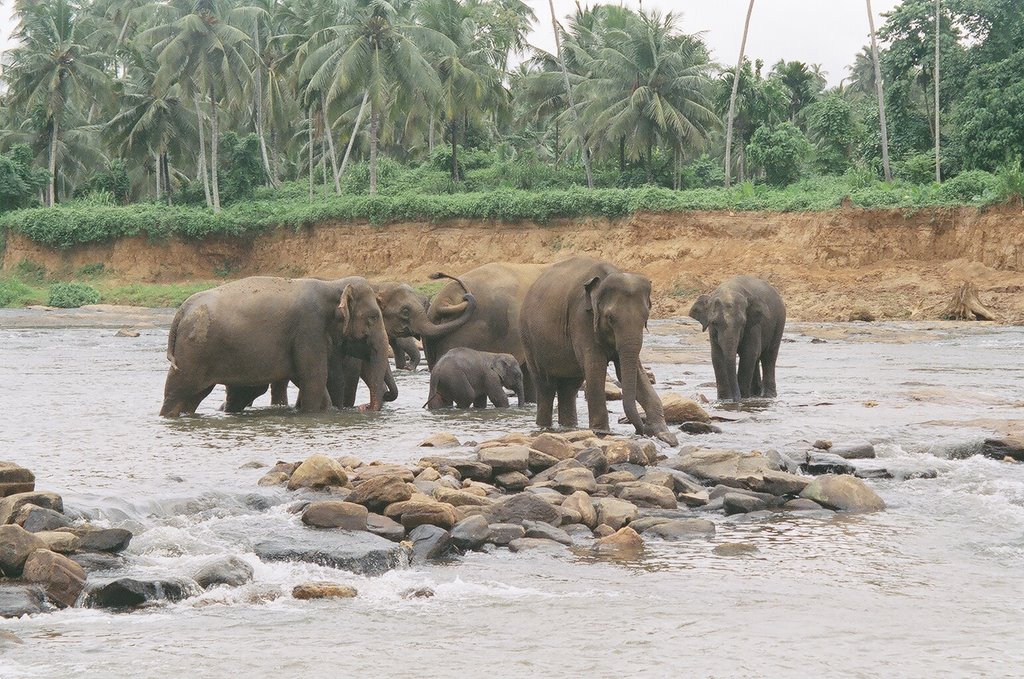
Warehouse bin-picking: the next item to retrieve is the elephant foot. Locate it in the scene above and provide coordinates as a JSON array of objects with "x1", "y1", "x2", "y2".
[{"x1": 654, "y1": 430, "x2": 679, "y2": 447}]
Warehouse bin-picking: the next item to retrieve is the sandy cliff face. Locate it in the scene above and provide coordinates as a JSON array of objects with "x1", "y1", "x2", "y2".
[{"x1": 5, "y1": 203, "x2": 1024, "y2": 321}]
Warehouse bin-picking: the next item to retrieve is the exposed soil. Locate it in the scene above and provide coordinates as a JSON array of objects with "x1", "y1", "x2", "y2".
[{"x1": 5, "y1": 203, "x2": 1024, "y2": 322}]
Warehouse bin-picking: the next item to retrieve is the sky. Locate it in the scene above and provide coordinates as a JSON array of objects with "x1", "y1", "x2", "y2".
[{"x1": 0, "y1": 0, "x2": 902, "y2": 86}]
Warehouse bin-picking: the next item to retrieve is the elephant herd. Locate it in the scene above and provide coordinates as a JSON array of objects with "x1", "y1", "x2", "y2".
[{"x1": 160, "y1": 255, "x2": 786, "y2": 446}]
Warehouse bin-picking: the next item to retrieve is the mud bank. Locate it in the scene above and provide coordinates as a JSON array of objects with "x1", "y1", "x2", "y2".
[{"x1": 4, "y1": 204, "x2": 1024, "y2": 321}]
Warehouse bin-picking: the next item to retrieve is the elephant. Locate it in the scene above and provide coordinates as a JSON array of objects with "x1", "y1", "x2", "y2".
[
  {"x1": 519, "y1": 256, "x2": 676, "y2": 445},
  {"x1": 425, "y1": 348, "x2": 525, "y2": 409},
  {"x1": 161, "y1": 276, "x2": 391, "y2": 416},
  {"x1": 374, "y1": 281, "x2": 476, "y2": 345},
  {"x1": 688, "y1": 275, "x2": 786, "y2": 402},
  {"x1": 391, "y1": 336, "x2": 421, "y2": 370},
  {"x1": 423, "y1": 262, "x2": 548, "y2": 401}
]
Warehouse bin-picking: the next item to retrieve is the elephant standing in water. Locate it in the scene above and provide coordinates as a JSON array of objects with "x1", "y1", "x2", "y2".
[
  {"x1": 391, "y1": 336, "x2": 421, "y2": 370},
  {"x1": 519, "y1": 256, "x2": 676, "y2": 445},
  {"x1": 688, "y1": 275, "x2": 786, "y2": 401},
  {"x1": 425, "y1": 348, "x2": 525, "y2": 409},
  {"x1": 161, "y1": 276, "x2": 391, "y2": 416},
  {"x1": 423, "y1": 262, "x2": 548, "y2": 401}
]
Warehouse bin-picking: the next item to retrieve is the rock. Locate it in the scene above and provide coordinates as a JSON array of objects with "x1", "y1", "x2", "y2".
[
  {"x1": 574, "y1": 448, "x2": 610, "y2": 477},
  {"x1": 644, "y1": 519, "x2": 715, "y2": 540},
  {"x1": 680, "y1": 422, "x2": 722, "y2": 435},
  {"x1": 64, "y1": 527, "x2": 132, "y2": 553},
  {"x1": 35, "y1": 530, "x2": 80, "y2": 554},
  {"x1": 522, "y1": 520, "x2": 573, "y2": 545},
  {"x1": 802, "y1": 451, "x2": 856, "y2": 475},
  {"x1": 713, "y1": 542, "x2": 759, "y2": 556},
  {"x1": 593, "y1": 524, "x2": 615, "y2": 538},
  {"x1": 783, "y1": 498, "x2": 823, "y2": 511},
  {"x1": 487, "y1": 493, "x2": 561, "y2": 525},
  {"x1": 526, "y1": 487, "x2": 566, "y2": 504},
  {"x1": 678, "y1": 491, "x2": 710, "y2": 507},
  {"x1": 193, "y1": 555, "x2": 254, "y2": 588},
  {"x1": 347, "y1": 476, "x2": 412, "y2": 513},
  {"x1": 830, "y1": 443, "x2": 876, "y2": 459},
  {"x1": 433, "y1": 487, "x2": 492, "y2": 507},
  {"x1": 239, "y1": 460, "x2": 267, "y2": 469},
  {"x1": 660, "y1": 393, "x2": 710, "y2": 424},
  {"x1": 800, "y1": 475, "x2": 886, "y2": 512},
  {"x1": 0, "y1": 524, "x2": 47, "y2": 576},
  {"x1": 0, "y1": 462, "x2": 35, "y2": 498},
  {"x1": 419, "y1": 457, "x2": 492, "y2": 482},
  {"x1": 258, "y1": 471, "x2": 290, "y2": 486},
  {"x1": 395, "y1": 501, "x2": 459, "y2": 531},
  {"x1": 400, "y1": 587, "x2": 435, "y2": 599},
  {"x1": 597, "y1": 470, "x2": 638, "y2": 485},
  {"x1": 255, "y1": 530, "x2": 409, "y2": 576},
  {"x1": 527, "y1": 449, "x2": 560, "y2": 472},
  {"x1": 508, "y1": 537, "x2": 565, "y2": 553},
  {"x1": 668, "y1": 449, "x2": 809, "y2": 495},
  {"x1": 68, "y1": 552, "x2": 123, "y2": 572},
  {"x1": 416, "y1": 467, "x2": 441, "y2": 482},
  {"x1": 115, "y1": 328, "x2": 140, "y2": 337},
  {"x1": 419, "y1": 433, "x2": 461, "y2": 448},
  {"x1": 592, "y1": 526, "x2": 644, "y2": 554},
  {"x1": 618, "y1": 483, "x2": 677, "y2": 509},
  {"x1": 813, "y1": 440, "x2": 833, "y2": 450},
  {"x1": 366, "y1": 513, "x2": 405, "y2": 541},
  {"x1": 451, "y1": 515, "x2": 490, "y2": 550},
  {"x1": 408, "y1": 524, "x2": 451, "y2": 564},
  {"x1": 552, "y1": 468, "x2": 597, "y2": 495},
  {"x1": 292, "y1": 582, "x2": 358, "y2": 600},
  {"x1": 15, "y1": 505, "x2": 72, "y2": 533},
  {"x1": 22, "y1": 549, "x2": 87, "y2": 608},
  {"x1": 530, "y1": 433, "x2": 576, "y2": 461},
  {"x1": 708, "y1": 485, "x2": 779, "y2": 505},
  {"x1": 561, "y1": 524, "x2": 595, "y2": 540},
  {"x1": 593, "y1": 497, "x2": 638, "y2": 530},
  {"x1": 478, "y1": 445, "x2": 530, "y2": 473},
  {"x1": 0, "y1": 584, "x2": 47, "y2": 618},
  {"x1": 561, "y1": 491, "x2": 598, "y2": 529},
  {"x1": 628, "y1": 516, "x2": 671, "y2": 533},
  {"x1": 287, "y1": 455, "x2": 349, "y2": 491},
  {"x1": 723, "y1": 493, "x2": 768, "y2": 514},
  {"x1": 354, "y1": 465, "x2": 416, "y2": 483},
  {"x1": 530, "y1": 459, "x2": 585, "y2": 487},
  {"x1": 486, "y1": 523, "x2": 525, "y2": 545},
  {"x1": 493, "y1": 471, "x2": 530, "y2": 491},
  {"x1": 981, "y1": 435, "x2": 1024, "y2": 461},
  {"x1": 85, "y1": 577, "x2": 200, "y2": 609},
  {"x1": 603, "y1": 440, "x2": 651, "y2": 466},
  {"x1": 0, "y1": 491, "x2": 63, "y2": 525}
]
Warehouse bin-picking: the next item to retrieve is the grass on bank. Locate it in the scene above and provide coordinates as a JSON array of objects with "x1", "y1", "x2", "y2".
[{"x1": 0, "y1": 271, "x2": 214, "y2": 309}]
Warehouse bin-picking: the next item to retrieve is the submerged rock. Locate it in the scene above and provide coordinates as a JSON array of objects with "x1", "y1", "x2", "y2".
[
  {"x1": 591, "y1": 526, "x2": 644, "y2": 555},
  {"x1": 802, "y1": 452, "x2": 856, "y2": 475},
  {"x1": 522, "y1": 520, "x2": 573, "y2": 545},
  {"x1": 66, "y1": 527, "x2": 133, "y2": 553},
  {"x1": 713, "y1": 542, "x2": 759, "y2": 556},
  {"x1": 419, "y1": 433, "x2": 461, "y2": 448},
  {"x1": 69, "y1": 552, "x2": 124, "y2": 572},
  {"x1": 981, "y1": 436, "x2": 1024, "y2": 462},
  {"x1": 254, "y1": 530, "x2": 409, "y2": 576},
  {"x1": 679, "y1": 422, "x2": 722, "y2": 435},
  {"x1": 193, "y1": 555, "x2": 254, "y2": 589},
  {"x1": 800, "y1": 475, "x2": 886, "y2": 512},
  {"x1": 292, "y1": 582, "x2": 358, "y2": 600},
  {"x1": 85, "y1": 577, "x2": 200, "y2": 609},
  {"x1": 508, "y1": 537, "x2": 565, "y2": 553},
  {"x1": 643, "y1": 519, "x2": 716, "y2": 541},
  {"x1": 0, "y1": 584, "x2": 48, "y2": 618},
  {"x1": 486, "y1": 523, "x2": 525, "y2": 546}
]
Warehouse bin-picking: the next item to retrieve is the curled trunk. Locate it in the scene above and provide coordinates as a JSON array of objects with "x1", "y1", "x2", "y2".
[{"x1": 412, "y1": 294, "x2": 477, "y2": 338}]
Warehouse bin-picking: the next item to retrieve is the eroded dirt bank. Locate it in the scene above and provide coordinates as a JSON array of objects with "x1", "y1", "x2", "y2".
[{"x1": 5, "y1": 204, "x2": 1024, "y2": 321}]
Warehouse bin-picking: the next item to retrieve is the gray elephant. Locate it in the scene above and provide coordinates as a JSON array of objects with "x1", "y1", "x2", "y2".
[
  {"x1": 688, "y1": 275, "x2": 786, "y2": 401},
  {"x1": 161, "y1": 276, "x2": 390, "y2": 416},
  {"x1": 519, "y1": 256, "x2": 676, "y2": 445},
  {"x1": 425, "y1": 348, "x2": 525, "y2": 409},
  {"x1": 391, "y1": 336, "x2": 421, "y2": 370}
]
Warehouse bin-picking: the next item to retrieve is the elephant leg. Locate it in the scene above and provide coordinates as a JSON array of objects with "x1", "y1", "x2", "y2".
[
  {"x1": 472, "y1": 394, "x2": 489, "y2": 409},
  {"x1": 737, "y1": 327, "x2": 762, "y2": 399},
  {"x1": 180, "y1": 384, "x2": 216, "y2": 416},
  {"x1": 521, "y1": 365, "x2": 537, "y2": 404},
  {"x1": 709, "y1": 337, "x2": 732, "y2": 401},
  {"x1": 759, "y1": 336, "x2": 781, "y2": 398},
  {"x1": 327, "y1": 355, "x2": 361, "y2": 408},
  {"x1": 224, "y1": 384, "x2": 269, "y2": 413},
  {"x1": 485, "y1": 374, "x2": 510, "y2": 408},
  {"x1": 557, "y1": 379, "x2": 583, "y2": 430},
  {"x1": 294, "y1": 345, "x2": 329, "y2": 413},
  {"x1": 533, "y1": 374, "x2": 556, "y2": 429},
  {"x1": 270, "y1": 380, "x2": 289, "y2": 406},
  {"x1": 582, "y1": 358, "x2": 610, "y2": 434},
  {"x1": 750, "y1": 363, "x2": 763, "y2": 397}
]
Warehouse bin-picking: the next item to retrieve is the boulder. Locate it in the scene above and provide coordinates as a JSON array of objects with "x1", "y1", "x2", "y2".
[
  {"x1": 830, "y1": 443, "x2": 876, "y2": 460},
  {"x1": 527, "y1": 449, "x2": 560, "y2": 472},
  {"x1": 628, "y1": 516, "x2": 671, "y2": 533},
  {"x1": 400, "y1": 587, "x2": 435, "y2": 599},
  {"x1": 592, "y1": 526, "x2": 644, "y2": 554},
  {"x1": 35, "y1": 530, "x2": 80, "y2": 554},
  {"x1": 508, "y1": 537, "x2": 565, "y2": 553},
  {"x1": 451, "y1": 515, "x2": 490, "y2": 550},
  {"x1": 347, "y1": 476, "x2": 412, "y2": 513},
  {"x1": 660, "y1": 393, "x2": 710, "y2": 424},
  {"x1": 287, "y1": 455, "x2": 349, "y2": 491},
  {"x1": 561, "y1": 491, "x2": 598, "y2": 529},
  {"x1": 605, "y1": 382, "x2": 623, "y2": 401},
  {"x1": 193, "y1": 555, "x2": 254, "y2": 588},
  {"x1": 0, "y1": 491, "x2": 63, "y2": 525},
  {"x1": 486, "y1": 493, "x2": 561, "y2": 525},
  {"x1": 644, "y1": 519, "x2": 715, "y2": 540},
  {"x1": 396, "y1": 501, "x2": 459, "y2": 531},
  {"x1": 575, "y1": 448, "x2": 610, "y2": 477},
  {"x1": 0, "y1": 524, "x2": 47, "y2": 576},
  {"x1": 22, "y1": 549, "x2": 87, "y2": 608},
  {"x1": 708, "y1": 485, "x2": 779, "y2": 505},
  {"x1": 16, "y1": 505, "x2": 72, "y2": 533},
  {"x1": 493, "y1": 471, "x2": 530, "y2": 491},
  {"x1": 419, "y1": 433, "x2": 461, "y2": 448},
  {"x1": 522, "y1": 521, "x2": 573, "y2": 545},
  {"x1": 668, "y1": 449, "x2": 809, "y2": 495},
  {"x1": 603, "y1": 440, "x2": 651, "y2": 466},
  {"x1": 598, "y1": 470, "x2": 638, "y2": 484},
  {"x1": 593, "y1": 524, "x2": 615, "y2": 538},
  {"x1": 292, "y1": 582, "x2": 358, "y2": 600},
  {"x1": 416, "y1": 467, "x2": 441, "y2": 482},
  {"x1": 530, "y1": 434, "x2": 576, "y2": 461},
  {"x1": 722, "y1": 493, "x2": 768, "y2": 514},
  {"x1": 593, "y1": 497, "x2": 638, "y2": 530},
  {"x1": 257, "y1": 471, "x2": 290, "y2": 487},
  {"x1": 530, "y1": 459, "x2": 585, "y2": 486},
  {"x1": 680, "y1": 422, "x2": 722, "y2": 435},
  {"x1": 68, "y1": 552, "x2": 124, "y2": 572},
  {"x1": 486, "y1": 523, "x2": 525, "y2": 546},
  {"x1": 354, "y1": 465, "x2": 416, "y2": 483},
  {"x1": 432, "y1": 487, "x2": 492, "y2": 507},
  {"x1": 981, "y1": 435, "x2": 1024, "y2": 461},
  {"x1": 254, "y1": 530, "x2": 409, "y2": 576},
  {"x1": 408, "y1": 524, "x2": 451, "y2": 564},
  {"x1": 618, "y1": 483, "x2": 677, "y2": 509},
  {"x1": 478, "y1": 445, "x2": 530, "y2": 473},
  {"x1": 552, "y1": 468, "x2": 597, "y2": 495},
  {"x1": 562, "y1": 524, "x2": 596, "y2": 541},
  {"x1": 419, "y1": 457, "x2": 492, "y2": 482},
  {"x1": 802, "y1": 452, "x2": 856, "y2": 475},
  {"x1": 85, "y1": 577, "x2": 200, "y2": 609},
  {"x1": 366, "y1": 513, "x2": 405, "y2": 542},
  {"x1": 638, "y1": 470, "x2": 674, "y2": 489},
  {"x1": 782, "y1": 498, "x2": 823, "y2": 511},
  {"x1": 800, "y1": 475, "x2": 886, "y2": 512},
  {"x1": 0, "y1": 584, "x2": 47, "y2": 618},
  {"x1": 0, "y1": 462, "x2": 35, "y2": 498},
  {"x1": 64, "y1": 527, "x2": 132, "y2": 553}
]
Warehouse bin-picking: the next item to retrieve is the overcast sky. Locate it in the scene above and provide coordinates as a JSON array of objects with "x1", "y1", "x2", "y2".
[{"x1": 0, "y1": 0, "x2": 902, "y2": 86}]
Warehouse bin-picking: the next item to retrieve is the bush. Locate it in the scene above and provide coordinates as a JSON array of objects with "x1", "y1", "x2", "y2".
[
  {"x1": 47, "y1": 282, "x2": 100, "y2": 308},
  {"x1": 679, "y1": 154, "x2": 726, "y2": 189},
  {"x1": 78, "y1": 160, "x2": 131, "y2": 204},
  {"x1": 995, "y1": 158, "x2": 1024, "y2": 200},
  {"x1": 0, "y1": 277, "x2": 34, "y2": 307},
  {"x1": 747, "y1": 123, "x2": 813, "y2": 186},
  {"x1": 894, "y1": 152, "x2": 938, "y2": 184},
  {"x1": 940, "y1": 169, "x2": 999, "y2": 202}
]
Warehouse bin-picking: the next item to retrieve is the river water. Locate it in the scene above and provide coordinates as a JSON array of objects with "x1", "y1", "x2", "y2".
[{"x1": 1, "y1": 310, "x2": 1022, "y2": 677}]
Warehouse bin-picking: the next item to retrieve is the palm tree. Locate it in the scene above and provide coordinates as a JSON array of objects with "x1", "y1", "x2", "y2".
[
  {"x1": 724, "y1": 0, "x2": 755, "y2": 187},
  {"x1": 865, "y1": 0, "x2": 892, "y2": 182},
  {"x1": 547, "y1": 0, "x2": 592, "y2": 188},
  {"x1": 769, "y1": 60, "x2": 822, "y2": 124},
  {"x1": 934, "y1": 0, "x2": 941, "y2": 183},
  {"x1": 5, "y1": 0, "x2": 110, "y2": 206}
]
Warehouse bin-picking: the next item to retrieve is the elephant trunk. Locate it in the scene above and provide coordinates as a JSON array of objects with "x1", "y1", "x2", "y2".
[
  {"x1": 413, "y1": 293, "x2": 478, "y2": 338},
  {"x1": 363, "y1": 323, "x2": 391, "y2": 411},
  {"x1": 721, "y1": 335, "x2": 742, "y2": 402},
  {"x1": 618, "y1": 338, "x2": 646, "y2": 436},
  {"x1": 515, "y1": 380, "x2": 526, "y2": 407}
]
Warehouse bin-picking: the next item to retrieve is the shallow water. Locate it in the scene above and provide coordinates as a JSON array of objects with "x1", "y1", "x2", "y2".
[{"x1": 1, "y1": 313, "x2": 1023, "y2": 677}]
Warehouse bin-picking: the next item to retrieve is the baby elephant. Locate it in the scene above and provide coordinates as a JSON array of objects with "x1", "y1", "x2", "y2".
[{"x1": 426, "y1": 348, "x2": 525, "y2": 409}]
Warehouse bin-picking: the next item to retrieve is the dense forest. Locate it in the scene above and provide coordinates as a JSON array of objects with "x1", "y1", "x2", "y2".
[{"x1": 0, "y1": 0, "x2": 1022, "y2": 219}]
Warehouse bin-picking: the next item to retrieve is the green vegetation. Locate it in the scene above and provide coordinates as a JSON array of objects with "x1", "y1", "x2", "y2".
[
  {"x1": 0, "y1": 271, "x2": 214, "y2": 309},
  {"x1": 47, "y1": 282, "x2": 101, "y2": 308}
]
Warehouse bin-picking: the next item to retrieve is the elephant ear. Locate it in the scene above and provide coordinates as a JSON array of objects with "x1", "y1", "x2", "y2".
[
  {"x1": 335, "y1": 285, "x2": 353, "y2": 336},
  {"x1": 582, "y1": 276, "x2": 602, "y2": 312},
  {"x1": 689, "y1": 294, "x2": 711, "y2": 332}
]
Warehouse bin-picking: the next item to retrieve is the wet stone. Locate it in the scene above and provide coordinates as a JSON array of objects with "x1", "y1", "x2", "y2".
[
  {"x1": 803, "y1": 452, "x2": 857, "y2": 476},
  {"x1": 366, "y1": 513, "x2": 406, "y2": 542},
  {"x1": 292, "y1": 582, "x2": 358, "y2": 600},
  {"x1": 408, "y1": 524, "x2": 452, "y2": 564},
  {"x1": 0, "y1": 492, "x2": 63, "y2": 525},
  {"x1": 22, "y1": 549, "x2": 87, "y2": 608},
  {"x1": 194, "y1": 555, "x2": 254, "y2": 589},
  {"x1": 35, "y1": 530, "x2": 80, "y2": 554},
  {"x1": 552, "y1": 468, "x2": 597, "y2": 495},
  {"x1": 530, "y1": 434, "x2": 576, "y2": 461},
  {"x1": 783, "y1": 498, "x2": 824, "y2": 511},
  {"x1": 0, "y1": 462, "x2": 35, "y2": 498},
  {"x1": 347, "y1": 475, "x2": 413, "y2": 513},
  {"x1": 679, "y1": 422, "x2": 722, "y2": 435},
  {"x1": 478, "y1": 445, "x2": 530, "y2": 473},
  {"x1": 0, "y1": 584, "x2": 48, "y2": 618},
  {"x1": 419, "y1": 433, "x2": 461, "y2": 448},
  {"x1": 800, "y1": 475, "x2": 886, "y2": 512},
  {"x1": 508, "y1": 537, "x2": 565, "y2": 553},
  {"x1": 643, "y1": 519, "x2": 716, "y2": 541},
  {"x1": 561, "y1": 524, "x2": 596, "y2": 541},
  {"x1": 69, "y1": 551, "x2": 124, "y2": 572},
  {"x1": 617, "y1": 483, "x2": 677, "y2": 509},
  {"x1": 258, "y1": 471, "x2": 290, "y2": 487},
  {"x1": 610, "y1": 462, "x2": 647, "y2": 478},
  {"x1": 254, "y1": 530, "x2": 410, "y2": 576},
  {"x1": 522, "y1": 520, "x2": 573, "y2": 545},
  {"x1": 15, "y1": 505, "x2": 72, "y2": 533},
  {"x1": 451, "y1": 515, "x2": 490, "y2": 551},
  {"x1": 713, "y1": 542, "x2": 759, "y2": 556},
  {"x1": 85, "y1": 577, "x2": 200, "y2": 609},
  {"x1": 486, "y1": 523, "x2": 525, "y2": 546},
  {"x1": 400, "y1": 587, "x2": 435, "y2": 599},
  {"x1": 593, "y1": 524, "x2": 616, "y2": 538},
  {"x1": 562, "y1": 491, "x2": 597, "y2": 529},
  {"x1": 0, "y1": 524, "x2": 47, "y2": 577},
  {"x1": 398, "y1": 502, "x2": 459, "y2": 531},
  {"x1": 723, "y1": 493, "x2": 768, "y2": 514},
  {"x1": 593, "y1": 497, "x2": 638, "y2": 530},
  {"x1": 830, "y1": 443, "x2": 876, "y2": 460},
  {"x1": 67, "y1": 527, "x2": 133, "y2": 553},
  {"x1": 527, "y1": 449, "x2": 560, "y2": 472},
  {"x1": 575, "y1": 448, "x2": 610, "y2": 476},
  {"x1": 287, "y1": 455, "x2": 349, "y2": 491},
  {"x1": 493, "y1": 471, "x2": 530, "y2": 492},
  {"x1": 487, "y1": 493, "x2": 561, "y2": 525},
  {"x1": 592, "y1": 526, "x2": 644, "y2": 554}
]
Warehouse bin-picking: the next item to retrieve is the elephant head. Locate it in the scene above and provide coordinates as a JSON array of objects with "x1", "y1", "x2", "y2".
[
  {"x1": 584, "y1": 272, "x2": 653, "y2": 436},
  {"x1": 690, "y1": 289, "x2": 748, "y2": 401},
  {"x1": 490, "y1": 353, "x2": 525, "y2": 406},
  {"x1": 375, "y1": 282, "x2": 477, "y2": 340},
  {"x1": 333, "y1": 281, "x2": 391, "y2": 410}
]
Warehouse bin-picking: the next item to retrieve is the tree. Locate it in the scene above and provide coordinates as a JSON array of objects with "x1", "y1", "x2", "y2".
[
  {"x1": 866, "y1": 0, "x2": 892, "y2": 181},
  {"x1": 547, "y1": 0, "x2": 592, "y2": 188},
  {"x1": 724, "y1": 0, "x2": 755, "y2": 187},
  {"x1": 0, "y1": 145, "x2": 48, "y2": 211},
  {"x1": 747, "y1": 121, "x2": 812, "y2": 186},
  {"x1": 804, "y1": 94, "x2": 860, "y2": 174},
  {"x1": 769, "y1": 60, "x2": 824, "y2": 124}
]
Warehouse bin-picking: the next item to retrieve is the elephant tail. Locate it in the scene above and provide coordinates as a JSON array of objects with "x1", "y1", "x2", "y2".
[
  {"x1": 165, "y1": 304, "x2": 186, "y2": 371},
  {"x1": 428, "y1": 271, "x2": 469, "y2": 295}
]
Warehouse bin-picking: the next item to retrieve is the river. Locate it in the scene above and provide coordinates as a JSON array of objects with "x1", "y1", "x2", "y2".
[{"x1": 1, "y1": 309, "x2": 1022, "y2": 677}]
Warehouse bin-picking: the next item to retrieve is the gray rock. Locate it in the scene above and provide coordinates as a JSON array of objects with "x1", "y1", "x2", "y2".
[
  {"x1": 347, "y1": 476, "x2": 412, "y2": 513},
  {"x1": 0, "y1": 584, "x2": 47, "y2": 618},
  {"x1": 69, "y1": 552, "x2": 124, "y2": 572},
  {"x1": 708, "y1": 485, "x2": 780, "y2": 505},
  {"x1": 527, "y1": 449, "x2": 560, "y2": 472},
  {"x1": 713, "y1": 542, "x2": 759, "y2": 556},
  {"x1": 193, "y1": 556, "x2": 254, "y2": 589},
  {"x1": 301, "y1": 501, "x2": 369, "y2": 530},
  {"x1": 552, "y1": 468, "x2": 597, "y2": 495},
  {"x1": 85, "y1": 577, "x2": 201, "y2": 609},
  {"x1": 981, "y1": 435, "x2": 1024, "y2": 462},
  {"x1": 16, "y1": 505, "x2": 72, "y2": 533},
  {"x1": 67, "y1": 527, "x2": 133, "y2": 553},
  {"x1": 575, "y1": 448, "x2": 609, "y2": 476},
  {"x1": 783, "y1": 498, "x2": 823, "y2": 511},
  {"x1": 0, "y1": 462, "x2": 35, "y2": 498},
  {"x1": 802, "y1": 452, "x2": 856, "y2": 475},
  {"x1": 597, "y1": 470, "x2": 639, "y2": 484},
  {"x1": 800, "y1": 475, "x2": 886, "y2": 512},
  {"x1": 830, "y1": 443, "x2": 877, "y2": 460},
  {"x1": 478, "y1": 445, "x2": 530, "y2": 473},
  {"x1": 254, "y1": 530, "x2": 410, "y2": 576},
  {"x1": 508, "y1": 537, "x2": 565, "y2": 553},
  {"x1": 593, "y1": 497, "x2": 638, "y2": 530},
  {"x1": 522, "y1": 520, "x2": 573, "y2": 545},
  {"x1": 629, "y1": 516, "x2": 671, "y2": 533},
  {"x1": 419, "y1": 457, "x2": 491, "y2": 481},
  {"x1": 493, "y1": 471, "x2": 530, "y2": 491},
  {"x1": 561, "y1": 524, "x2": 595, "y2": 541},
  {"x1": 0, "y1": 524, "x2": 47, "y2": 576},
  {"x1": 530, "y1": 458, "x2": 585, "y2": 485},
  {"x1": 451, "y1": 516, "x2": 490, "y2": 550},
  {"x1": 666, "y1": 449, "x2": 809, "y2": 495},
  {"x1": 486, "y1": 523, "x2": 525, "y2": 546},
  {"x1": 610, "y1": 462, "x2": 648, "y2": 478},
  {"x1": 0, "y1": 491, "x2": 63, "y2": 525},
  {"x1": 287, "y1": 455, "x2": 349, "y2": 491},
  {"x1": 723, "y1": 493, "x2": 768, "y2": 514},
  {"x1": 644, "y1": 519, "x2": 716, "y2": 540},
  {"x1": 486, "y1": 493, "x2": 560, "y2": 525},
  {"x1": 679, "y1": 422, "x2": 722, "y2": 435},
  {"x1": 366, "y1": 513, "x2": 405, "y2": 542},
  {"x1": 408, "y1": 524, "x2": 451, "y2": 564}
]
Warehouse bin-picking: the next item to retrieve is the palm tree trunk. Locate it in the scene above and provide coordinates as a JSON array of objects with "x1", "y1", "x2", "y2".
[
  {"x1": 47, "y1": 117, "x2": 59, "y2": 207},
  {"x1": 323, "y1": 100, "x2": 341, "y2": 193},
  {"x1": 450, "y1": 119, "x2": 459, "y2": 181},
  {"x1": 308, "y1": 106, "x2": 314, "y2": 201},
  {"x1": 340, "y1": 91, "x2": 368, "y2": 179},
  {"x1": 428, "y1": 112, "x2": 435, "y2": 152},
  {"x1": 163, "y1": 152, "x2": 173, "y2": 206},
  {"x1": 725, "y1": 0, "x2": 755, "y2": 188},
  {"x1": 866, "y1": 0, "x2": 892, "y2": 182},
  {"x1": 155, "y1": 152, "x2": 161, "y2": 201},
  {"x1": 369, "y1": 105, "x2": 379, "y2": 196},
  {"x1": 252, "y1": 27, "x2": 278, "y2": 188},
  {"x1": 554, "y1": 119, "x2": 559, "y2": 167},
  {"x1": 548, "y1": 0, "x2": 592, "y2": 189},
  {"x1": 320, "y1": 125, "x2": 328, "y2": 196},
  {"x1": 209, "y1": 88, "x2": 221, "y2": 212},
  {"x1": 934, "y1": 0, "x2": 941, "y2": 183},
  {"x1": 195, "y1": 99, "x2": 212, "y2": 208}
]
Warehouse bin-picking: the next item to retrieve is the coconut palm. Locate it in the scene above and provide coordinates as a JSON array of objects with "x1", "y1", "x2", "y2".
[
  {"x1": 724, "y1": 0, "x2": 755, "y2": 187},
  {"x1": 865, "y1": 0, "x2": 892, "y2": 181}
]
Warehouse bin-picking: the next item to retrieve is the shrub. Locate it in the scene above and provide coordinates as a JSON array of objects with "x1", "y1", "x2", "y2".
[
  {"x1": 995, "y1": 158, "x2": 1024, "y2": 200},
  {"x1": 0, "y1": 277, "x2": 34, "y2": 307},
  {"x1": 47, "y1": 282, "x2": 100, "y2": 308},
  {"x1": 894, "y1": 152, "x2": 938, "y2": 185},
  {"x1": 940, "y1": 169, "x2": 999, "y2": 202},
  {"x1": 747, "y1": 123, "x2": 813, "y2": 186}
]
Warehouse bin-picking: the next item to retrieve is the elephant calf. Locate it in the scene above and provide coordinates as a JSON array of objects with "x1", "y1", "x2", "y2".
[
  {"x1": 425, "y1": 348, "x2": 525, "y2": 409},
  {"x1": 688, "y1": 275, "x2": 786, "y2": 401}
]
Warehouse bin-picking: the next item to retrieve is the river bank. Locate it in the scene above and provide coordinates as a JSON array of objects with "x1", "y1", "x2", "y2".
[{"x1": 4, "y1": 204, "x2": 1024, "y2": 322}]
